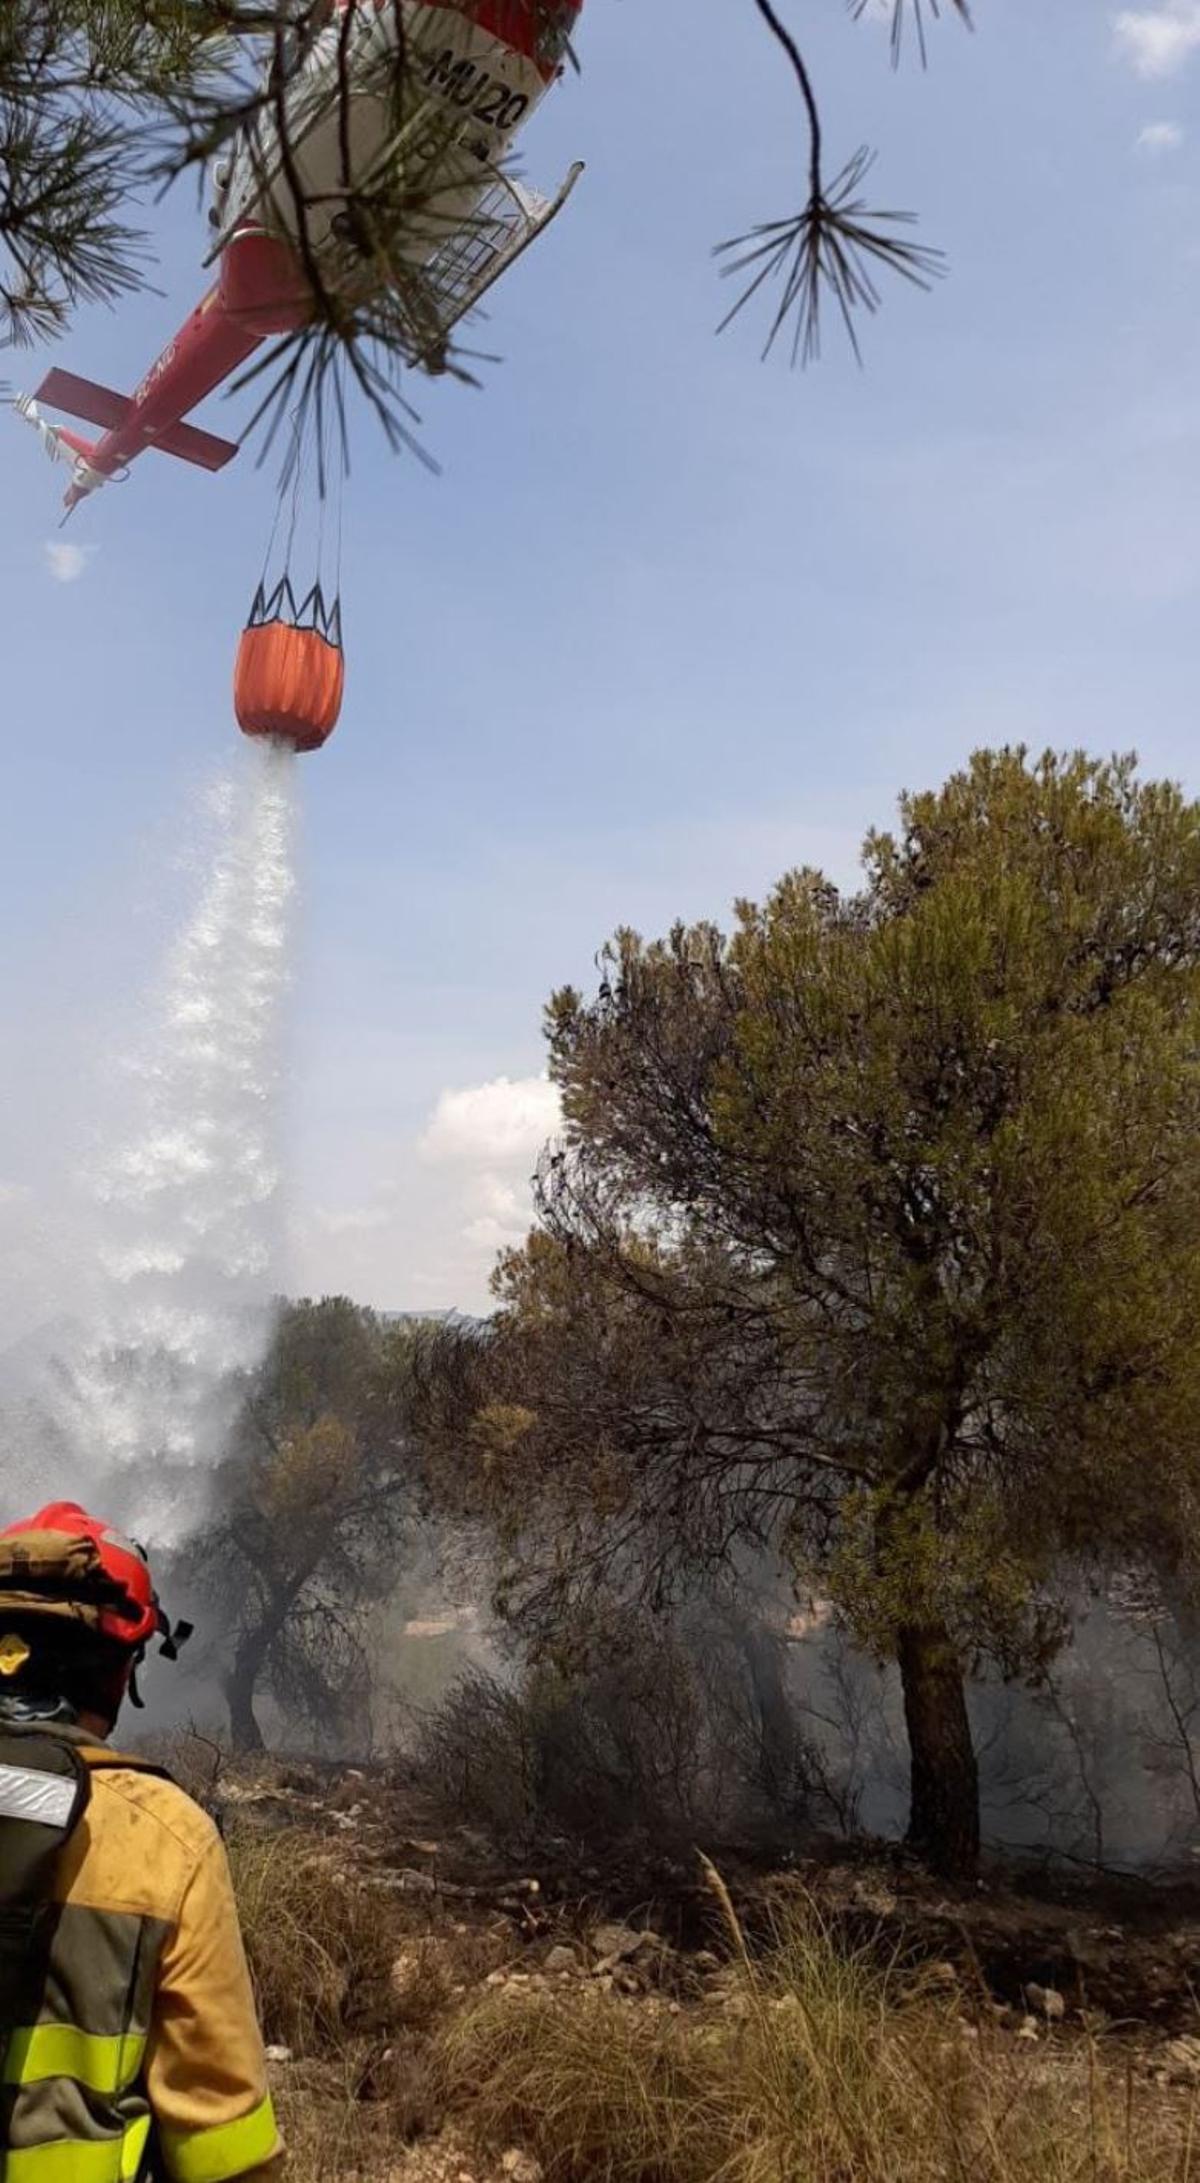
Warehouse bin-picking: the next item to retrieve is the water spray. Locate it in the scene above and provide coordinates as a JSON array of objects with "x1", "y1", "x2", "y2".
[{"x1": 38, "y1": 739, "x2": 300, "y2": 1541}]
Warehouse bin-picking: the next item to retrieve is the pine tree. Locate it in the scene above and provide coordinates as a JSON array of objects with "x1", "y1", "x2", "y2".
[{"x1": 422, "y1": 751, "x2": 1200, "y2": 1877}]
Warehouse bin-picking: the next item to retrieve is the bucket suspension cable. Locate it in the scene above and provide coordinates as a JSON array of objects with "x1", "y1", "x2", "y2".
[{"x1": 234, "y1": 393, "x2": 345, "y2": 755}]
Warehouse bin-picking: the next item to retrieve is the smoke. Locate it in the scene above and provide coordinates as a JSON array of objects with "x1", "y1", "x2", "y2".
[
  {"x1": 679, "y1": 1552, "x2": 1200, "y2": 1872},
  {"x1": 8, "y1": 740, "x2": 300, "y2": 1543}
]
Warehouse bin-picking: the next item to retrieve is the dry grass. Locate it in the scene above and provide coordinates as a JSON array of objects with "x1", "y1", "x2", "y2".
[
  {"x1": 436, "y1": 1890, "x2": 1199, "y2": 2183},
  {"x1": 227, "y1": 1826, "x2": 1198, "y2": 2183},
  {"x1": 228, "y1": 1827, "x2": 400, "y2": 2055},
  {"x1": 269, "y1": 2054, "x2": 395, "y2": 2183},
  {"x1": 228, "y1": 1827, "x2": 488, "y2": 2180}
]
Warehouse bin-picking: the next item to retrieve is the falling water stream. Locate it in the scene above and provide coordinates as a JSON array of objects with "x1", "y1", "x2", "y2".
[{"x1": 31, "y1": 739, "x2": 301, "y2": 1541}]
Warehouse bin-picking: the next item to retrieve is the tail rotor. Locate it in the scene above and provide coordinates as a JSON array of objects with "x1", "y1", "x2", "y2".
[{"x1": 9, "y1": 391, "x2": 104, "y2": 520}]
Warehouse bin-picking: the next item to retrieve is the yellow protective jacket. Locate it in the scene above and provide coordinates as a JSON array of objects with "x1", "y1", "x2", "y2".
[{"x1": 1, "y1": 1729, "x2": 282, "y2": 2183}]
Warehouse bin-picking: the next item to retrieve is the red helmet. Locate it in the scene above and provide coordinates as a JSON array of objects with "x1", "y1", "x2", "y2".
[{"x1": 0, "y1": 1501, "x2": 167, "y2": 1651}]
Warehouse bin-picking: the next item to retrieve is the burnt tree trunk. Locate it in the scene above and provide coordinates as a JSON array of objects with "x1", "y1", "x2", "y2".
[
  {"x1": 897, "y1": 1620, "x2": 980, "y2": 1878},
  {"x1": 224, "y1": 1625, "x2": 273, "y2": 1755}
]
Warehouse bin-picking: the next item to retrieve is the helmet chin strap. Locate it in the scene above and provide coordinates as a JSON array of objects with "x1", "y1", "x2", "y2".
[{"x1": 127, "y1": 1616, "x2": 195, "y2": 1709}]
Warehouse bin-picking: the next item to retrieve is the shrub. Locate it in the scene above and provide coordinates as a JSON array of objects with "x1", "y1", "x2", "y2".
[
  {"x1": 411, "y1": 1610, "x2": 843, "y2": 1856},
  {"x1": 126, "y1": 1726, "x2": 230, "y2": 1810}
]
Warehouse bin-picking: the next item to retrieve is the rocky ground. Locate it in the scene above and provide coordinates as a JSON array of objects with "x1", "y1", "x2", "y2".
[{"x1": 199, "y1": 1754, "x2": 1200, "y2": 2181}]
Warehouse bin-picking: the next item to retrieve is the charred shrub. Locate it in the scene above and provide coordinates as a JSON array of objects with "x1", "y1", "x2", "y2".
[{"x1": 410, "y1": 1610, "x2": 845, "y2": 1856}]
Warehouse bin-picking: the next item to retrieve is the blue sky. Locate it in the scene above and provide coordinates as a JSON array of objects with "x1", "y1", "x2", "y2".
[{"x1": 3, "y1": 0, "x2": 1200, "y2": 1323}]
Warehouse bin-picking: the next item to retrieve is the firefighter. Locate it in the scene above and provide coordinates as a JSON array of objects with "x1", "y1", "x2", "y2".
[{"x1": 0, "y1": 1500, "x2": 283, "y2": 2182}]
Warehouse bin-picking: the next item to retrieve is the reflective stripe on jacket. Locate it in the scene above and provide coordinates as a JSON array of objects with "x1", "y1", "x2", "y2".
[{"x1": 1, "y1": 1735, "x2": 281, "y2": 2182}]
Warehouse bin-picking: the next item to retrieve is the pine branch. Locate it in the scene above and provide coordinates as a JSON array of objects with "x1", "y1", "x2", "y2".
[
  {"x1": 849, "y1": 0, "x2": 973, "y2": 70},
  {"x1": 717, "y1": 0, "x2": 950, "y2": 364},
  {"x1": 716, "y1": 146, "x2": 944, "y2": 366}
]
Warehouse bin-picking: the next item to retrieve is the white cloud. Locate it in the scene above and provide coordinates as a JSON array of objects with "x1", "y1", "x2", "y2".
[
  {"x1": 312, "y1": 1205, "x2": 391, "y2": 1237},
  {"x1": 43, "y1": 541, "x2": 96, "y2": 584},
  {"x1": 460, "y1": 1174, "x2": 529, "y2": 1252},
  {"x1": 292, "y1": 1076, "x2": 562, "y2": 1315},
  {"x1": 1114, "y1": 4, "x2": 1200, "y2": 78},
  {"x1": 476, "y1": 1177, "x2": 522, "y2": 1221},
  {"x1": 419, "y1": 1074, "x2": 561, "y2": 1167},
  {"x1": 419, "y1": 1075, "x2": 561, "y2": 1271},
  {"x1": 1137, "y1": 118, "x2": 1186, "y2": 148},
  {"x1": 462, "y1": 1214, "x2": 520, "y2": 1250}
]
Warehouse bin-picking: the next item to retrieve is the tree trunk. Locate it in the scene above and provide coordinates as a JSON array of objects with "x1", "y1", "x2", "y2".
[
  {"x1": 224, "y1": 1628, "x2": 270, "y2": 1755},
  {"x1": 897, "y1": 1621, "x2": 980, "y2": 1877}
]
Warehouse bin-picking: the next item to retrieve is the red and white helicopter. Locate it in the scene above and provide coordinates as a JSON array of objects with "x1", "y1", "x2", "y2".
[{"x1": 15, "y1": 0, "x2": 583, "y2": 517}]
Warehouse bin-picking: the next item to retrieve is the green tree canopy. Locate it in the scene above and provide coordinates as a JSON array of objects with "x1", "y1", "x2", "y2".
[{"x1": 425, "y1": 750, "x2": 1200, "y2": 1875}]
